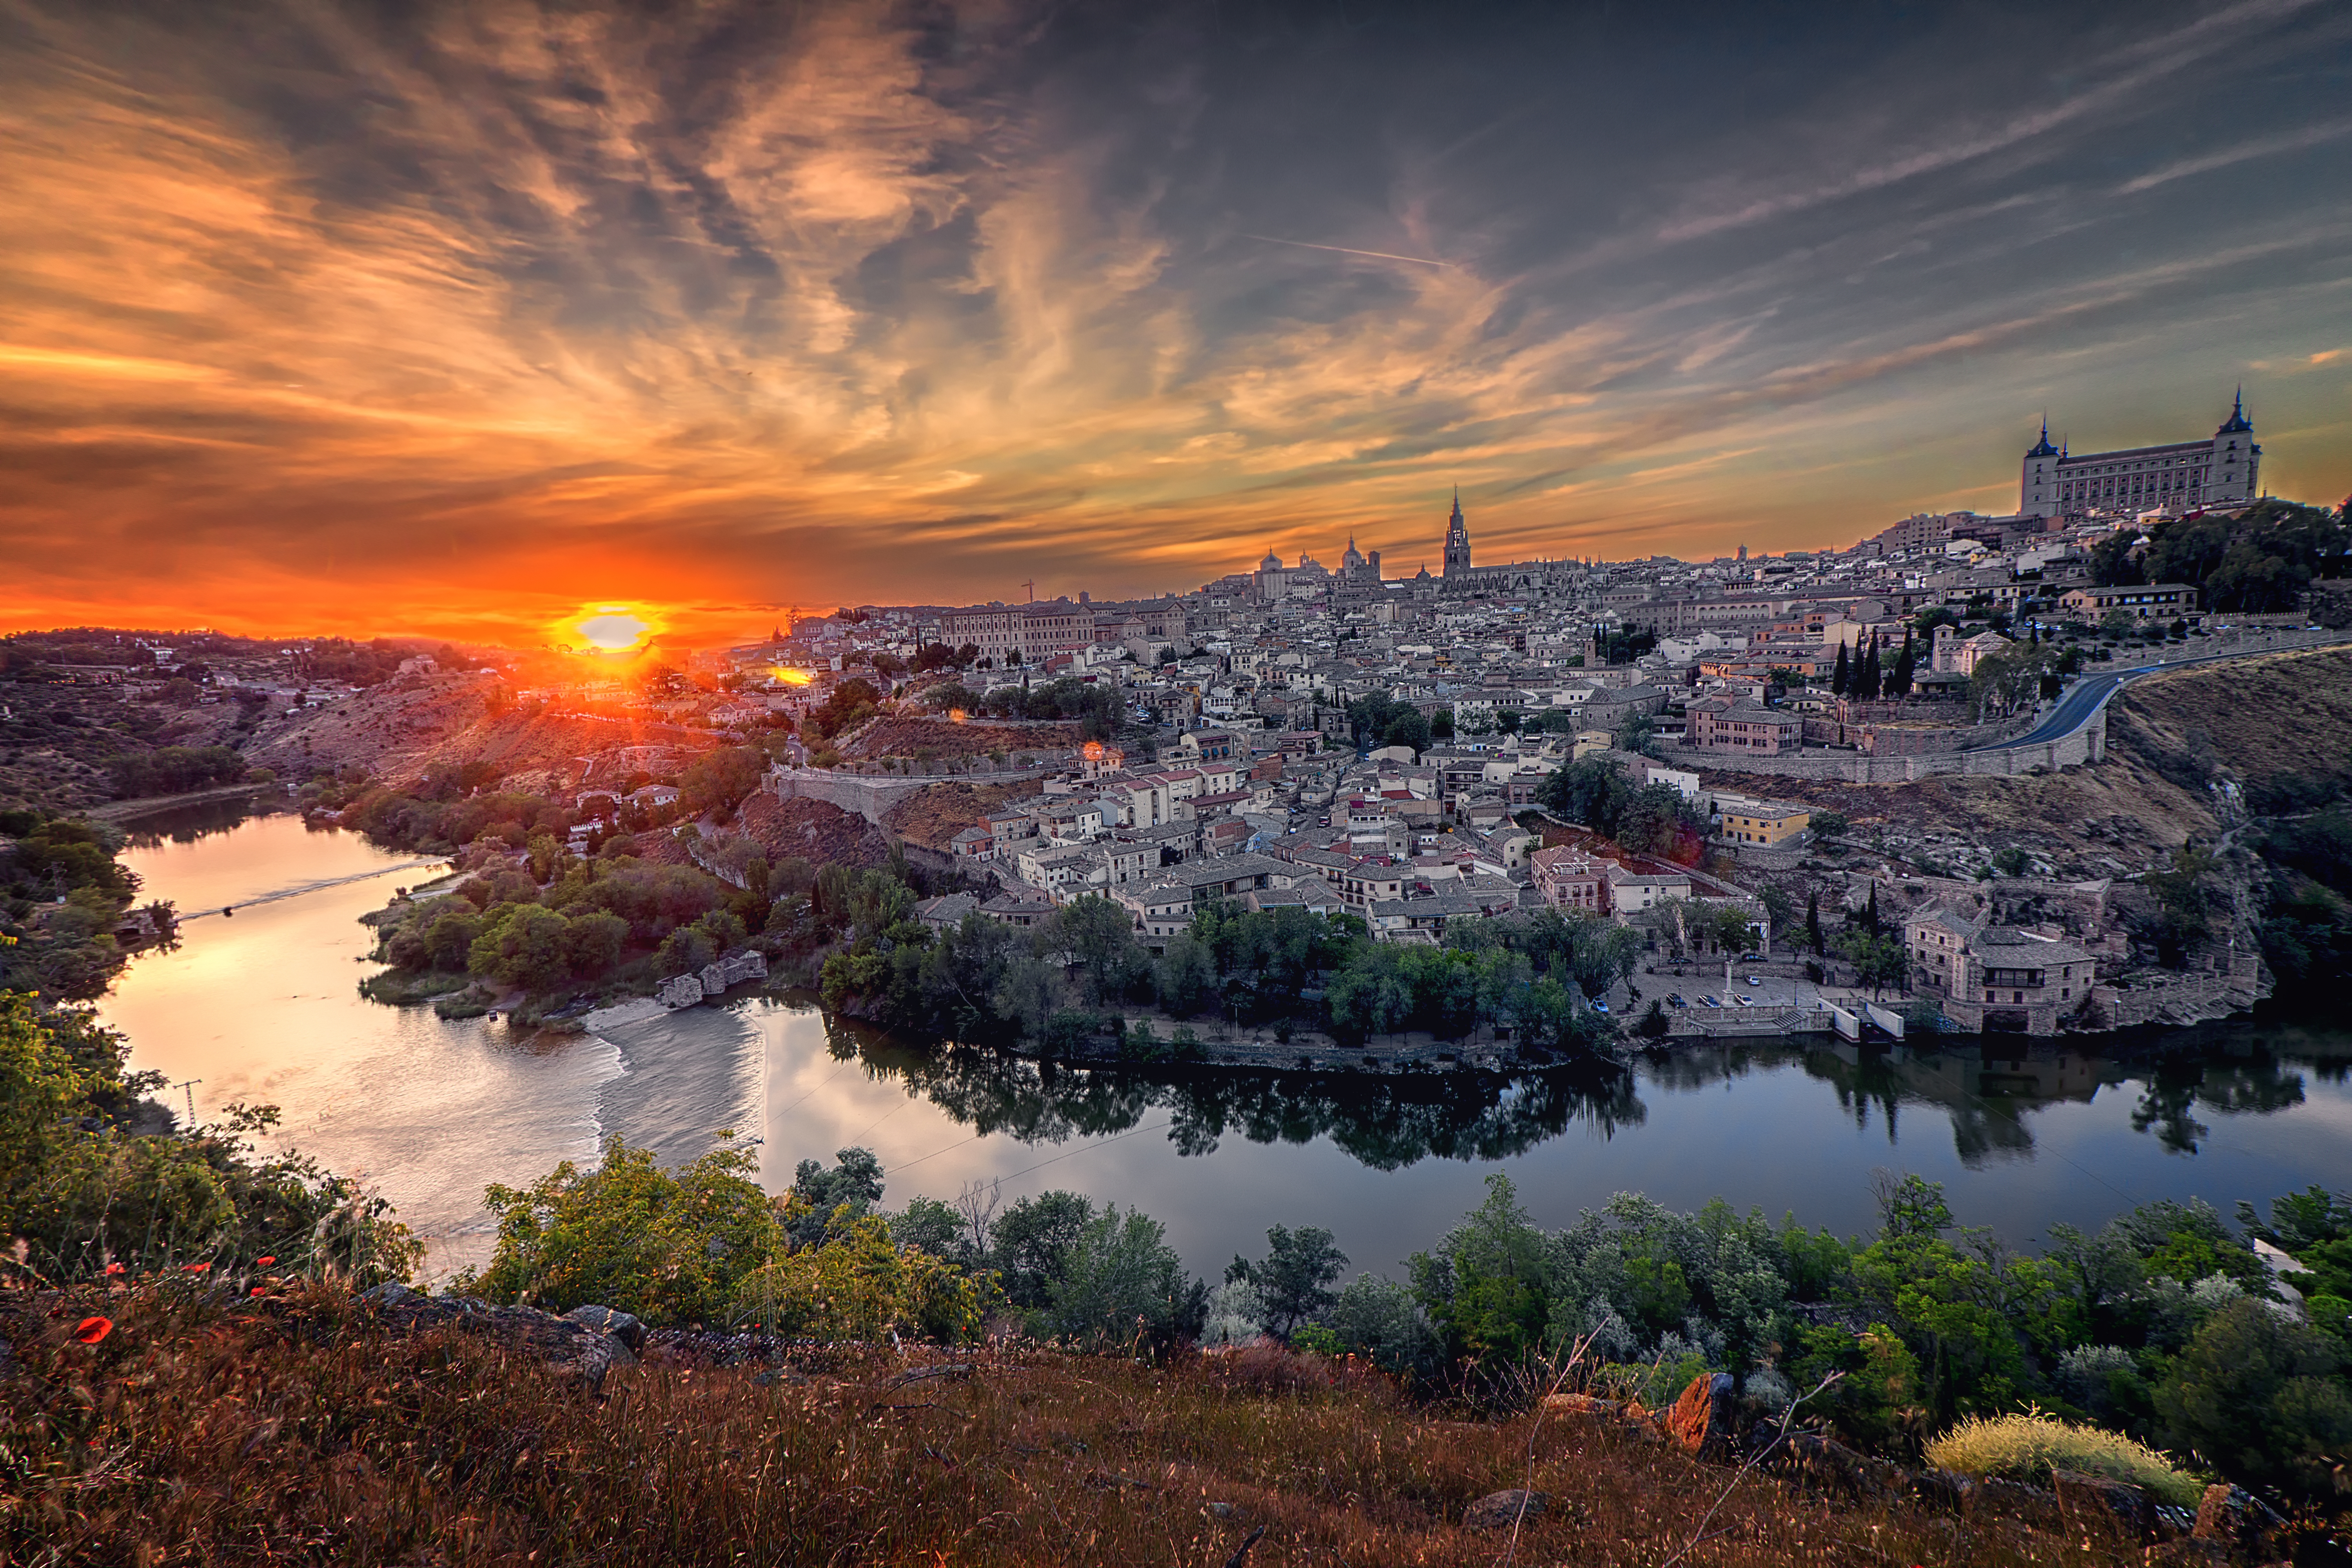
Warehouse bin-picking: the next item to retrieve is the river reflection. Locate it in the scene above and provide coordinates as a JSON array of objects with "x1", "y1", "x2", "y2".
[{"x1": 103, "y1": 808, "x2": 2352, "y2": 1283}]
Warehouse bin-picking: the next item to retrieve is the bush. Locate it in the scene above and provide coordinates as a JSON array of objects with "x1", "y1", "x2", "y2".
[
  {"x1": 1925, "y1": 1413, "x2": 2204, "y2": 1507},
  {"x1": 458, "y1": 1136, "x2": 780, "y2": 1326},
  {"x1": 2156, "y1": 1296, "x2": 2352, "y2": 1497},
  {"x1": 731, "y1": 1214, "x2": 987, "y2": 1342}
]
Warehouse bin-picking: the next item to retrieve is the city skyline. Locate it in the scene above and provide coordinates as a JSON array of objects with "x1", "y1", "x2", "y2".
[{"x1": 5, "y1": 0, "x2": 2351, "y2": 646}]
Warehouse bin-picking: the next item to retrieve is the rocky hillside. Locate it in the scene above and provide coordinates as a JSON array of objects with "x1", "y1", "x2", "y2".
[
  {"x1": 884, "y1": 779, "x2": 1027, "y2": 851},
  {"x1": 1760, "y1": 646, "x2": 2352, "y2": 876},
  {"x1": 246, "y1": 675, "x2": 713, "y2": 793}
]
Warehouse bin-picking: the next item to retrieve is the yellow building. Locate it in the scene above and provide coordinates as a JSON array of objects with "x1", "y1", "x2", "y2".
[{"x1": 1716, "y1": 796, "x2": 1811, "y2": 846}]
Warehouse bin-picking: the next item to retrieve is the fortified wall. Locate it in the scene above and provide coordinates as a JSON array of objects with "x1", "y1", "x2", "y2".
[
  {"x1": 1665, "y1": 701, "x2": 2106, "y2": 785},
  {"x1": 762, "y1": 764, "x2": 1053, "y2": 827}
]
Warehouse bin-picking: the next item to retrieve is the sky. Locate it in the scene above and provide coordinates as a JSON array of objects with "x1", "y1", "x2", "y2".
[{"x1": 4, "y1": 0, "x2": 2350, "y2": 647}]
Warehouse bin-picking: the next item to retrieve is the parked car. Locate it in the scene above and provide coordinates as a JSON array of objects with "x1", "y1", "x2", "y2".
[
  {"x1": 1745, "y1": 975, "x2": 1762, "y2": 987},
  {"x1": 1701, "y1": 995, "x2": 1720, "y2": 1007},
  {"x1": 1667, "y1": 994, "x2": 1686, "y2": 1009},
  {"x1": 1593, "y1": 1000, "x2": 1609, "y2": 1014},
  {"x1": 1734, "y1": 994, "x2": 1753, "y2": 1008}
]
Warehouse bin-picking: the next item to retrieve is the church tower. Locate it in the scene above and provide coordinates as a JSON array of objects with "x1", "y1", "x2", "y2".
[{"x1": 1442, "y1": 488, "x2": 1472, "y2": 577}]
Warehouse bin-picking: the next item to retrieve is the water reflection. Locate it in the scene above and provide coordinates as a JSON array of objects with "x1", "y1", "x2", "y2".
[
  {"x1": 791, "y1": 1013, "x2": 2340, "y2": 1177},
  {"x1": 118, "y1": 793, "x2": 291, "y2": 849}
]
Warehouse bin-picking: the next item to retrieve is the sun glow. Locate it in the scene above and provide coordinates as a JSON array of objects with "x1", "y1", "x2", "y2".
[
  {"x1": 559, "y1": 604, "x2": 661, "y2": 654},
  {"x1": 770, "y1": 666, "x2": 816, "y2": 686}
]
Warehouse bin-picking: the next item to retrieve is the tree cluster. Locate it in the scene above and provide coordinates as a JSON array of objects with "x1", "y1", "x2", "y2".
[
  {"x1": 1535, "y1": 755, "x2": 1709, "y2": 863},
  {"x1": 2091, "y1": 499, "x2": 2350, "y2": 613}
]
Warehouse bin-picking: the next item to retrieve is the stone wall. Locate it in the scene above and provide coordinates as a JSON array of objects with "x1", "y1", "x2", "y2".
[
  {"x1": 1665, "y1": 701, "x2": 2105, "y2": 785},
  {"x1": 764, "y1": 764, "x2": 1051, "y2": 826}
]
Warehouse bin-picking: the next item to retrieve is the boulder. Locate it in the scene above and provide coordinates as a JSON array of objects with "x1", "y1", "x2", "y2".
[
  {"x1": 564, "y1": 1305, "x2": 648, "y2": 1352},
  {"x1": 656, "y1": 972, "x2": 705, "y2": 1009},
  {"x1": 1462, "y1": 1490, "x2": 1546, "y2": 1532},
  {"x1": 2192, "y1": 1483, "x2": 2286, "y2": 1559},
  {"x1": 365, "y1": 1294, "x2": 635, "y2": 1390},
  {"x1": 1539, "y1": 1392, "x2": 1621, "y2": 1419},
  {"x1": 2143, "y1": 1542, "x2": 2232, "y2": 1567},
  {"x1": 1769, "y1": 1434, "x2": 1905, "y2": 1501},
  {"x1": 2052, "y1": 1469, "x2": 2157, "y2": 1542},
  {"x1": 1666, "y1": 1372, "x2": 1737, "y2": 1461},
  {"x1": 1910, "y1": 1467, "x2": 1978, "y2": 1514},
  {"x1": 1976, "y1": 1477, "x2": 2068, "y2": 1534}
]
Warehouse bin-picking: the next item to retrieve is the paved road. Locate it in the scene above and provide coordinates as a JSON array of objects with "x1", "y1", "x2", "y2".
[{"x1": 1967, "y1": 635, "x2": 2346, "y2": 752}]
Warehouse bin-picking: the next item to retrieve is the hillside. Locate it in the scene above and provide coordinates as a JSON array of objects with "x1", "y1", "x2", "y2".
[
  {"x1": 839, "y1": 715, "x2": 1084, "y2": 763},
  {"x1": 883, "y1": 778, "x2": 1028, "y2": 850},
  {"x1": 246, "y1": 676, "x2": 713, "y2": 793},
  {"x1": 0, "y1": 1284, "x2": 2250, "y2": 1568},
  {"x1": 1750, "y1": 646, "x2": 2352, "y2": 876}
]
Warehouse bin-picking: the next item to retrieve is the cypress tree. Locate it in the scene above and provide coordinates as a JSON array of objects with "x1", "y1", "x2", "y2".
[
  {"x1": 1831, "y1": 642, "x2": 1850, "y2": 695},
  {"x1": 1859, "y1": 639, "x2": 1882, "y2": 701},
  {"x1": 1806, "y1": 889, "x2": 1824, "y2": 954},
  {"x1": 1891, "y1": 631, "x2": 1914, "y2": 697},
  {"x1": 1865, "y1": 885, "x2": 1882, "y2": 937}
]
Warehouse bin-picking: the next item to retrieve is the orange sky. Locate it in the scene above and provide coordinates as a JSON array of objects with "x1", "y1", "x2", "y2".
[{"x1": 4, "y1": 1, "x2": 2349, "y2": 648}]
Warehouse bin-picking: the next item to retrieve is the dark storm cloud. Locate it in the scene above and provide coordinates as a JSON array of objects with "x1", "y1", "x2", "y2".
[{"x1": 1, "y1": 0, "x2": 2347, "y2": 639}]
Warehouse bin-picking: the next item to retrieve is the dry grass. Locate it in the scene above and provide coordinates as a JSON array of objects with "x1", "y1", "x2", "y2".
[
  {"x1": 1925, "y1": 1412, "x2": 2206, "y2": 1508},
  {"x1": 3, "y1": 1283, "x2": 2156, "y2": 1566}
]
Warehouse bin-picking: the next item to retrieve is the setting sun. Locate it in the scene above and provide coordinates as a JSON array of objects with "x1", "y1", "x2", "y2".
[{"x1": 563, "y1": 604, "x2": 659, "y2": 654}]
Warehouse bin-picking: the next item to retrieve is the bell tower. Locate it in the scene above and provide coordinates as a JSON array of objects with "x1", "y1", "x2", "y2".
[{"x1": 1442, "y1": 488, "x2": 1472, "y2": 577}]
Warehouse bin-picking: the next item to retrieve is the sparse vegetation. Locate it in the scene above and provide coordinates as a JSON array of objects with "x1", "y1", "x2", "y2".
[{"x1": 1925, "y1": 1413, "x2": 2203, "y2": 1506}]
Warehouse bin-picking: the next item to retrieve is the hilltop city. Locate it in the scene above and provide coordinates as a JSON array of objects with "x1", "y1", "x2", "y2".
[{"x1": 11, "y1": 392, "x2": 2343, "y2": 1050}]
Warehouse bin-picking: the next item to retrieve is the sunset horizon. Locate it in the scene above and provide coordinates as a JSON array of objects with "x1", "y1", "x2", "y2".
[{"x1": 7, "y1": 0, "x2": 2350, "y2": 648}]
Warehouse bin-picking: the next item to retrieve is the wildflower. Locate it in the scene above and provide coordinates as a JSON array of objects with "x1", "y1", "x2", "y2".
[
  {"x1": 255, "y1": 1256, "x2": 276, "y2": 1267},
  {"x1": 74, "y1": 1316, "x2": 112, "y2": 1345},
  {"x1": 251, "y1": 1287, "x2": 267, "y2": 1298},
  {"x1": 103, "y1": 1262, "x2": 125, "y2": 1276},
  {"x1": 180, "y1": 1261, "x2": 211, "y2": 1272}
]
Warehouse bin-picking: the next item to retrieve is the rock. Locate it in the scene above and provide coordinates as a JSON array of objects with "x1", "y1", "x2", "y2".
[
  {"x1": 1976, "y1": 1477, "x2": 2068, "y2": 1533},
  {"x1": 2192, "y1": 1483, "x2": 2286, "y2": 1559},
  {"x1": 2143, "y1": 1540, "x2": 2233, "y2": 1567},
  {"x1": 564, "y1": 1305, "x2": 648, "y2": 1352},
  {"x1": 2052, "y1": 1468, "x2": 2157, "y2": 1541},
  {"x1": 1667, "y1": 1371, "x2": 1737, "y2": 1460},
  {"x1": 656, "y1": 973, "x2": 705, "y2": 1009},
  {"x1": 697, "y1": 949, "x2": 768, "y2": 995},
  {"x1": 1769, "y1": 1434, "x2": 1904, "y2": 1501},
  {"x1": 359, "y1": 1281, "x2": 421, "y2": 1307},
  {"x1": 1463, "y1": 1490, "x2": 1546, "y2": 1532},
  {"x1": 364, "y1": 1293, "x2": 633, "y2": 1390},
  {"x1": 1539, "y1": 1392, "x2": 1621, "y2": 1418},
  {"x1": 1910, "y1": 1467, "x2": 1978, "y2": 1514}
]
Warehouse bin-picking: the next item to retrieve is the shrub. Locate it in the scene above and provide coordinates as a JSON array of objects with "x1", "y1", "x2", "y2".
[
  {"x1": 1924, "y1": 1413, "x2": 2204, "y2": 1507},
  {"x1": 458, "y1": 1136, "x2": 780, "y2": 1326},
  {"x1": 2156, "y1": 1296, "x2": 2352, "y2": 1497},
  {"x1": 731, "y1": 1214, "x2": 987, "y2": 1343}
]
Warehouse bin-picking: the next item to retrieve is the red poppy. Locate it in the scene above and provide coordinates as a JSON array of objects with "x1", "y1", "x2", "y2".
[
  {"x1": 255, "y1": 1256, "x2": 276, "y2": 1267},
  {"x1": 74, "y1": 1316, "x2": 112, "y2": 1345},
  {"x1": 250, "y1": 1287, "x2": 267, "y2": 1298},
  {"x1": 103, "y1": 1262, "x2": 125, "y2": 1276},
  {"x1": 180, "y1": 1261, "x2": 211, "y2": 1272}
]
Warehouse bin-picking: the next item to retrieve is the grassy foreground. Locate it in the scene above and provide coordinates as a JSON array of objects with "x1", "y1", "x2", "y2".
[{"x1": 5, "y1": 1284, "x2": 2167, "y2": 1567}]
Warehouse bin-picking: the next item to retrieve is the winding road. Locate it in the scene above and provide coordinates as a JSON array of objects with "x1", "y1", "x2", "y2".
[{"x1": 1967, "y1": 634, "x2": 2347, "y2": 753}]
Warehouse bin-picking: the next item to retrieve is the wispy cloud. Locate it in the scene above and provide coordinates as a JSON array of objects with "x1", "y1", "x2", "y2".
[{"x1": 0, "y1": 0, "x2": 2348, "y2": 641}]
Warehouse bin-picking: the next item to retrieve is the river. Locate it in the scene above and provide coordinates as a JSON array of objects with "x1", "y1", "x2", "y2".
[{"x1": 101, "y1": 802, "x2": 2352, "y2": 1286}]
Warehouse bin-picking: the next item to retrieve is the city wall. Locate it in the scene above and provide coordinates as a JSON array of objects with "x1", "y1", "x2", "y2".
[
  {"x1": 1665, "y1": 704, "x2": 2105, "y2": 785},
  {"x1": 763, "y1": 764, "x2": 1052, "y2": 827}
]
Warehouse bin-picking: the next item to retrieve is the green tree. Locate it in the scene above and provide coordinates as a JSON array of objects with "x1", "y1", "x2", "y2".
[
  {"x1": 2157, "y1": 1297, "x2": 2352, "y2": 1497},
  {"x1": 1410, "y1": 1173, "x2": 1552, "y2": 1364},
  {"x1": 461, "y1": 1136, "x2": 780, "y2": 1325},
  {"x1": 468, "y1": 905, "x2": 573, "y2": 991},
  {"x1": 1227, "y1": 1224, "x2": 1351, "y2": 1339}
]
